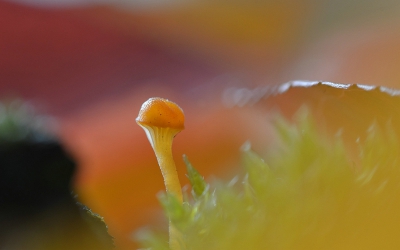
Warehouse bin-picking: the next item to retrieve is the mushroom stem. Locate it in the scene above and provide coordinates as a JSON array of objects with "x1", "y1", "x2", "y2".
[
  {"x1": 144, "y1": 126, "x2": 183, "y2": 249},
  {"x1": 145, "y1": 126, "x2": 183, "y2": 202}
]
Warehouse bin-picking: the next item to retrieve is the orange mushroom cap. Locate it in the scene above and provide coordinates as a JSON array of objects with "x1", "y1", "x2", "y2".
[{"x1": 136, "y1": 97, "x2": 185, "y2": 130}]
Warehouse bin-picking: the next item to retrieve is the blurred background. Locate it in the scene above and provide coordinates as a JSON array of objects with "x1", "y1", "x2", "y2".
[{"x1": 2, "y1": 0, "x2": 400, "y2": 249}]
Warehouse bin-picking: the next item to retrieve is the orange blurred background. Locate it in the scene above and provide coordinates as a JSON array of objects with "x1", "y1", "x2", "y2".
[{"x1": 3, "y1": 0, "x2": 400, "y2": 248}]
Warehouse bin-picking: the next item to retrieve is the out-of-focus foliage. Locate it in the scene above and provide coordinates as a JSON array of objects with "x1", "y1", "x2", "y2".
[
  {"x1": 0, "y1": 100, "x2": 53, "y2": 143},
  {"x1": 137, "y1": 111, "x2": 400, "y2": 249},
  {"x1": 0, "y1": 100, "x2": 114, "y2": 250}
]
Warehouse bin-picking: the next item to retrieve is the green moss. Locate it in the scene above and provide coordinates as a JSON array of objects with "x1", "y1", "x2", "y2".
[
  {"x1": 137, "y1": 111, "x2": 400, "y2": 249},
  {"x1": 0, "y1": 99, "x2": 53, "y2": 143}
]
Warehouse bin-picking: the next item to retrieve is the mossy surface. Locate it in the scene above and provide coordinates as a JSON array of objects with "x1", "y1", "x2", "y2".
[{"x1": 137, "y1": 112, "x2": 400, "y2": 249}]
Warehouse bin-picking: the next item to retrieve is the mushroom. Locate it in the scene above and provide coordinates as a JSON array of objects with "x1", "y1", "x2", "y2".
[
  {"x1": 136, "y1": 97, "x2": 185, "y2": 202},
  {"x1": 136, "y1": 97, "x2": 185, "y2": 249}
]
